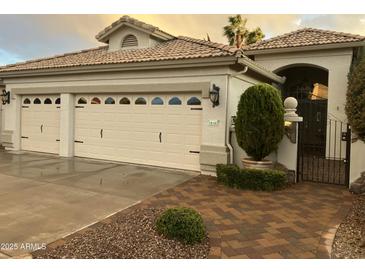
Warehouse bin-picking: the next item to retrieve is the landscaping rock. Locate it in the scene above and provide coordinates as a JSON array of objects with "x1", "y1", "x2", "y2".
[
  {"x1": 332, "y1": 195, "x2": 365, "y2": 258},
  {"x1": 350, "y1": 174, "x2": 365, "y2": 194},
  {"x1": 32, "y1": 208, "x2": 210, "y2": 259}
]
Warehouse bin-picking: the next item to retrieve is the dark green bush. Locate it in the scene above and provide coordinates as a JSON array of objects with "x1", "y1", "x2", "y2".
[
  {"x1": 216, "y1": 164, "x2": 288, "y2": 191},
  {"x1": 155, "y1": 207, "x2": 206, "y2": 244},
  {"x1": 235, "y1": 84, "x2": 284, "y2": 161},
  {"x1": 346, "y1": 58, "x2": 365, "y2": 141}
]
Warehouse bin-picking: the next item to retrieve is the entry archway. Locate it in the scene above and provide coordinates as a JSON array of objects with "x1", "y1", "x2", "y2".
[{"x1": 275, "y1": 64, "x2": 350, "y2": 185}]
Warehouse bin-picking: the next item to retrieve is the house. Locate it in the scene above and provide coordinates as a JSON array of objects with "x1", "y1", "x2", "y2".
[
  {"x1": 0, "y1": 16, "x2": 364, "y2": 186},
  {"x1": 0, "y1": 16, "x2": 283, "y2": 175}
]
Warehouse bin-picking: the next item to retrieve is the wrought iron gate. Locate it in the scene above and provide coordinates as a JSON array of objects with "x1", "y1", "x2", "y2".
[{"x1": 297, "y1": 117, "x2": 351, "y2": 185}]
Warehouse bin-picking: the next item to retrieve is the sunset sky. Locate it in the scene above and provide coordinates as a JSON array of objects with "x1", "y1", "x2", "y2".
[{"x1": 1, "y1": 14, "x2": 365, "y2": 66}]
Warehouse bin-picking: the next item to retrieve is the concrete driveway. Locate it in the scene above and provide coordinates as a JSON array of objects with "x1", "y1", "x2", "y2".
[{"x1": 0, "y1": 150, "x2": 197, "y2": 257}]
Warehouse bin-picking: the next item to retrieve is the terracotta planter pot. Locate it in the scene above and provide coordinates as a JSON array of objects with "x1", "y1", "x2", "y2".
[{"x1": 241, "y1": 158, "x2": 273, "y2": 170}]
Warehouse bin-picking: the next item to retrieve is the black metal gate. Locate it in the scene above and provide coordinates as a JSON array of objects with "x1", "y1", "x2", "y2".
[{"x1": 297, "y1": 112, "x2": 351, "y2": 185}]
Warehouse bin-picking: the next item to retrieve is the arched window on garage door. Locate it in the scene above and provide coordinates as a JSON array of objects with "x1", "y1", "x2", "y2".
[
  {"x1": 33, "y1": 98, "x2": 41, "y2": 104},
  {"x1": 91, "y1": 97, "x2": 101, "y2": 104},
  {"x1": 135, "y1": 97, "x2": 147, "y2": 105},
  {"x1": 119, "y1": 97, "x2": 131, "y2": 104},
  {"x1": 23, "y1": 98, "x2": 31, "y2": 104},
  {"x1": 55, "y1": 98, "x2": 61, "y2": 104},
  {"x1": 168, "y1": 97, "x2": 182, "y2": 105},
  {"x1": 77, "y1": 97, "x2": 87, "y2": 104},
  {"x1": 187, "y1": 96, "x2": 201, "y2": 105},
  {"x1": 44, "y1": 98, "x2": 52, "y2": 104},
  {"x1": 105, "y1": 97, "x2": 115, "y2": 104},
  {"x1": 151, "y1": 97, "x2": 164, "y2": 105}
]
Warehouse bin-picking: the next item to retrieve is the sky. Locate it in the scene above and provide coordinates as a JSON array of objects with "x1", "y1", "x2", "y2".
[{"x1": 1, "y1": 14, "x2": 365, "y2": 66}]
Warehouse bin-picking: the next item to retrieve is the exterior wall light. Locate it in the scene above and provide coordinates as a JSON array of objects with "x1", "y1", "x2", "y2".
[
  {"x1": 209, "y1": 84, "x2": 220, "y2": 108},
  {"x1": 284, "y1": 120, "x2": 296, "y2": 143},
  {"x1": 1, "y1": 90, "x2": 10, "y2": 105}
]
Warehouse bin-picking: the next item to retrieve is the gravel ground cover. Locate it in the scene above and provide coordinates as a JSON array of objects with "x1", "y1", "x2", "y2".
[
  {"x1": 32, "y1": 208, "x2": 210, "y2": 259},
  {"x1": 332, "y1": 195, "x2": 365, "y2": 258}
]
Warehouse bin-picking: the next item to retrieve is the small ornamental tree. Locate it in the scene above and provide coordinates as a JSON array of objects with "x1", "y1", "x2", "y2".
[
  {"x1": 235, "y1": 83, "x2": 284, "y2": 161},
  {"x1": 346, "y1": 58, "x2": 365, "y2": 142}
]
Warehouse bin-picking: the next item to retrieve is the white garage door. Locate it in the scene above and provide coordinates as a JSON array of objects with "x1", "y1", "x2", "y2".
[
  {"x1": 21, "y1": 95, "x2": 60, "y2": 154},
  {"x1": 74, "y1": 93, "x2": 202, "y2": 170}
]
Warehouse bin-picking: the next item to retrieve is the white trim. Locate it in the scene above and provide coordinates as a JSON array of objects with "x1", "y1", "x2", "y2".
[{"x1": 0, "y1": 56, "x2": 236, "y2": 78}]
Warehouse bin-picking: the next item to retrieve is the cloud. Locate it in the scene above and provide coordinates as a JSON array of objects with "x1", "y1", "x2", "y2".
[
  {"x1": 0, "y1": 15, "x2": 105, "y2": 61},
  {"x1": 299, "y1": 14, "x2": 365, "y2": 35},
  {"x1": 0, "y1": 48, "x2": 23, "y2": 66},
  {"x1": 0, "y1": 14, "x2": 364, "y2": 66}
]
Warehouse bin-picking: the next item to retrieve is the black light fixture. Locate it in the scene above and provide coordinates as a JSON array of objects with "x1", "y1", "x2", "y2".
[
  {"x1": 1, "y1": 89, "x2": 10, "y2": 105},
  {"x1": 209, "y1": 84, "x2": 220, "y2": 108}
]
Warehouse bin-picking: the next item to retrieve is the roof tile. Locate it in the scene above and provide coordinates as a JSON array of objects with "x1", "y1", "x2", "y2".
[
  {"x1": 0, "y1": 37, "x2": 239, "y2": 73},
  {"x1": 244, "y1": 28, "x2": 365, "y2": 51}
]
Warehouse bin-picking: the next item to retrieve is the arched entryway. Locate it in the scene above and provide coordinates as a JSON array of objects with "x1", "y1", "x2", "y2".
[
  {"x1": 275, "y1": 64, "x2": 350, "y2": 185},
  {"x1": 276, "y1": 64, "x2": 329, "y2": 156}
]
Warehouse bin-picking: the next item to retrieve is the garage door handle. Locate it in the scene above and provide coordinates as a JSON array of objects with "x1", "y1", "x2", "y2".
[
  {"x1": 159, "y1": 132, "x2": 162, "y2": 143},
  {"x1": 100, "y1": 129, "x2": 103, "y2": 139},
  {"x1": 40, "y1": 124, "x2": 43, "y2": 133}
]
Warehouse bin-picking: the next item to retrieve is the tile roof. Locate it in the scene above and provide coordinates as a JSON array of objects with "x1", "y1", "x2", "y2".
[
  {"x1": 95, "y1": 15, "x2": 174, "y2": 41},
  {"x1": 244, "y1": 28, "x2": 365, "y2": 52},
  {"x1": 0, "y1": 36, "x2": 239, "y2": 73}
]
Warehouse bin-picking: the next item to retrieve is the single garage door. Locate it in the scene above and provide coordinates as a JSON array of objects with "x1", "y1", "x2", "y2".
[
  {"x1": 74, "y1": 93, "x2": 202, "y2": 170},
  {"x1": 21, "y1": 95, "x2": 61, "y2": 154}
]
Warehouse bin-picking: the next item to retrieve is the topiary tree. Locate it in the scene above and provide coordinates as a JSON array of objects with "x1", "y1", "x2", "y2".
[
  {"x1": 235, "y1": 83, "x2": 284, "y2": 161},
  {"x1": 346, "y1": 57, "x2": 365, "y2": 142}
]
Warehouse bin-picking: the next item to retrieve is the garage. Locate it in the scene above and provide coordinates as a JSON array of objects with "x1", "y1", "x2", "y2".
[
  {"x1": 74, "y1": 93, "x2": 202, "y2": 170},
  {"x1": 21, "y1": 95, "x2": 61, "y2": 154}
]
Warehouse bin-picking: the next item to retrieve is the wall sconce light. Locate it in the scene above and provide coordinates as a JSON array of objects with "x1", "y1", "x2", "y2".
[
  {"x1": 209, "y1": 84, "x2": 220, "y2": 108},
  {"x1": 284, "y1": 121, "x2": 296, "y2": 143},
  {"x1": 1, "y1": 90, "x2": 10, "y2": 105}
]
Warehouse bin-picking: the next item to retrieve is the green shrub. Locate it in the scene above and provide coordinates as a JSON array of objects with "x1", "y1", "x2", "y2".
[
  {"x1": 216, "y1": 164, "x2": 288, "y2": 191},
  {"x1": 346, "y1": 58, "x2": 365, "y2": 141},
  {"x1": 235, "y1": 84, "x2": 284, "y2": 161},
  {"x1": 155, "y1": 207, "x2": 206, "y2": 244}
]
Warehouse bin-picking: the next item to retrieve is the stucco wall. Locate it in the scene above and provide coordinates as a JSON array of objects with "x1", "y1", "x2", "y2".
[
  {"x1": 227, "y1": 74, "x2": 278, "y2": 167},
  {"x1": 350, "y1": 139, "x2": 365, "y2": 183},
  {"x1": 254, "y1": 48, "x2": 353, "y2": 122}
]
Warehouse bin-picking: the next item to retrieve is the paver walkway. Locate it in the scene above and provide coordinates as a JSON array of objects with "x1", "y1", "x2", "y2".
[
  {"x1": 136, "y1": 175, "x2": 353, "y2": 258},
  {"x1": 30, "y1": 175, "x2": 353, "y2": 259}
]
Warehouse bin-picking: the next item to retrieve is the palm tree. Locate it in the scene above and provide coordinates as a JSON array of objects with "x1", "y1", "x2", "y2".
[{"x1": 223, "y1": 15, "x2": 265, "y2": 48}]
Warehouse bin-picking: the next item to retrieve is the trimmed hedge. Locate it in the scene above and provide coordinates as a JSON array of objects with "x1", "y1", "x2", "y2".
[
  {"x1": 216, "y1": 164, "x2": 288, "y2": 191},
  {"x1": 155, "y1": 207, "x2": 206, "y2": 245},
  {"x1": 235, "y1": 84, "x2": 284, "y2": 161}
]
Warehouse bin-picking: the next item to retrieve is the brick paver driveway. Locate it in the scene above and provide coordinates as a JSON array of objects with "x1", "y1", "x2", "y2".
[{"x1": 138, "y1": 175, "x2": 353, "y2": 258}]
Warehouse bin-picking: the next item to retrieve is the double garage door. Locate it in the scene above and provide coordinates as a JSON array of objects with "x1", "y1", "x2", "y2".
[{"x1": 21, "y1": 93, "x2": 202, "y2": 171}]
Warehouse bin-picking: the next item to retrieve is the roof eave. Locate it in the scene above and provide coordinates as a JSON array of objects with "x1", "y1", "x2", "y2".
[
  {"x1": 244, "y1": 41, "x2": 365, "y2": 55},
  {"x1": 0, "y1": 56, "x2": 237, "y2": 79},
  {"x1": 237, "y1": 57, "x2": 285, "y2": 84}
]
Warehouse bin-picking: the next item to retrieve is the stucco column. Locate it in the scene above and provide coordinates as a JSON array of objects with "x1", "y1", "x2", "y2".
[
  {"x1": 12, "y1": 93, "x2": 22, "y2": 150},
  {"x1": 277, "y1": 97, "x2": 303, "y2": 182},
  {"x1": 59, "y1": 93, "x2": 75, "y2": 157},
  {"x1": 200, "y1": 77, "x2": 229, "y2": 175}
]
